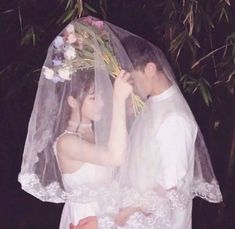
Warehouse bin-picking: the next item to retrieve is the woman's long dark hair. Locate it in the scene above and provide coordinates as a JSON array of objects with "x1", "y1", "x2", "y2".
[{"x1": 34, "y1": 69, "x2": 95, "y2": 187}]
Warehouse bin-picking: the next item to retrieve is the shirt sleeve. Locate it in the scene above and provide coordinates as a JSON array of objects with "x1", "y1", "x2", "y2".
[{"x1": 154, "y1": 114, "x2": 196, "y2": 189}]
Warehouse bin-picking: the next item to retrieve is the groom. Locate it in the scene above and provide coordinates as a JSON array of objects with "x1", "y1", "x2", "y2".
[{"x1": 70, "y1": 36, "x2": 199, "y2": 229}]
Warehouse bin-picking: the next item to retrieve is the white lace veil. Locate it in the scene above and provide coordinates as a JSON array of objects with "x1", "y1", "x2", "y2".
[
  {"x1": 18, "y1": 17, "x2": 135, "y2": 203},
  {"x1": 18, "y1": 16, "x2": 222, "y2": 212},
  {"x1": 108, "y1": 25, "x2": 222, "y2": 203},
  {"x1": 92, "y1": 25, "x2": 223, "y2": 229}
]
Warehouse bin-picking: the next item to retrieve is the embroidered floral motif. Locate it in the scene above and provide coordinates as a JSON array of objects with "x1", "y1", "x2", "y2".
[
  {"x1": 18, "y1": 172, "x2": 222, "y2": 228},
  {"x1": 18, "y1": 173, "x2": 66, "y2": 203},
  {"x1": 191, "y1": 181, "x2": 223, "y2": 202}
]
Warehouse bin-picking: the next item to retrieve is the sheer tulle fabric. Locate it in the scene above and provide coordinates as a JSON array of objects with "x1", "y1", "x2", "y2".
[
  {"x1": 18, "y1": 17, "x2": 222, "y2": 228},
  {"x1": 18, "y1": 18, "x2": 134, "y2": 204}
]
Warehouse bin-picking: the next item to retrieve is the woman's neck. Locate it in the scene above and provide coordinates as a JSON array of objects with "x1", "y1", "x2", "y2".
[
  {"x1": 66, "y1": 111, "x2": 80, "y2": 132},
  {"x1": 67, "y1": 112, "x2": 92, "y2": 134}
]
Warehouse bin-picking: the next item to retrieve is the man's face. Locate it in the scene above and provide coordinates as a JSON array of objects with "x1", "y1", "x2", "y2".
[{"x1": 131, "y1": 68, "x2": 152, "y2": 98}]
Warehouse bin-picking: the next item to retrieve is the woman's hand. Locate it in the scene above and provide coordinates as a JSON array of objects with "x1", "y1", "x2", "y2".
[
  {"x1": 114, "y1": 207, "x2": 140, "y2": 226},
  {"x1": 114, "y1": 70, "x2": 133, "y2": 101},
  {"x1": 69, "y1": 216, "x2": 98, "y2": 229}
]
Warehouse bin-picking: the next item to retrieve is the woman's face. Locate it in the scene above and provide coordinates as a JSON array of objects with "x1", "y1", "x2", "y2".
[{"x1": 81, "y1": 84, "x2": 104, "y2": 122}]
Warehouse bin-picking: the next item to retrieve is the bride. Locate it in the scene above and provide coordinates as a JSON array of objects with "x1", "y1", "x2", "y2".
[
  {"x1": 54, "y1": 69, "x2": 132, "y2": 228},
  {"x1": 18, "y1": 18, "x2": 134, "y2": 229}
]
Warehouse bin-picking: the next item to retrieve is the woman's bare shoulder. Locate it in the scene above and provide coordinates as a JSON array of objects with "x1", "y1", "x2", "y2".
[{"x1": 56, "y1": 132, "x2": 83, "y2": 155}]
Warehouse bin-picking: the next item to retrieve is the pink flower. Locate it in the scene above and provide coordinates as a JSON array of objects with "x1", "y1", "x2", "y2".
[
  {"x1": 92, "y1": 20, "x2": 104, "y2": 30},
  {"x1": 83, "y1": 16, "x2": 93, "y2": 24},
  {"x1": 66, "y1": 24, "x2": 75, "y2": 33},
  {"x1": 83, "y1": 16, "x2": 104, "y2": 30},
  {"x1": 67, "y1": 33, "x2": 77, "y2": 43}
]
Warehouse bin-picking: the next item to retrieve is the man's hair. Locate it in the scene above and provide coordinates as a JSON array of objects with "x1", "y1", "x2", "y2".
[{"x1": 122, "y1": 36, "x2": 163, "y2": 71}]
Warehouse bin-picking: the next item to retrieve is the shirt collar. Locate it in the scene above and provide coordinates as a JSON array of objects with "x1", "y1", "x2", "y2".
[{"x1": 148, "y1": 84, "x2": 178, "y2": 102}]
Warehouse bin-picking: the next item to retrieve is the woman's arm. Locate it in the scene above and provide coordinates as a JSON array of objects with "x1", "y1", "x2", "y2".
[{"x1": 57, "y1": 70, "x2": 132, "y2": 166}]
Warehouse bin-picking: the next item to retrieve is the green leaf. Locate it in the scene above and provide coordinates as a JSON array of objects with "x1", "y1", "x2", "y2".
[
  {"x1": 224, "y1": 0, "x2": 231, "y2": 6},
  {"x1": 170, "y1": 30, "x2": 186, "y2": 52},
  {"x1": 1, "y1": 8, "x2": 15, "y2": 14},
  {"x1": 20, "y1": 27, "x2": 37, "y2": 47},
  {"x1": 225, "y1": 69, "x2": 235, "y2": 83},
  {"x1": 65, "y1": 0, "x2": 74, "y2": 10},
  {"x1": 18, "y1": 2, "x2": 23, "y2": 32},
  {"x1": 219, "y1": 7, "x2": 229, "y2": 22},
  {"x1": 198, "y1": 79, "x2": 212, "y2": 106},
  {"x1": 62, "y1": 8, "x2": 76, "y2": 23},
  {"x1": 227, "y1": 32, "x2": 235, "y2": 42},
  {"x1": 84, "y1": 2, "x2": 97, "y2": 13},
  {"x1": 77, "y1": 0, "x2": 83, "y2": 17},
  {"x1": 191, "y1": 35, "x2": 200, "y2": 48}
]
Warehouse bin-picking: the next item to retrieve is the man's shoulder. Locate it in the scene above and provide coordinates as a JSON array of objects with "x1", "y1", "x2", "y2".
[{"x1": 162, "y1": 112, "x2": 197, "y2": 130}]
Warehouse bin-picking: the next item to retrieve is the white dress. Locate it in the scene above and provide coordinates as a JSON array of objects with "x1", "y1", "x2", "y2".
[{"x1": 54, "y1": 131, "x2": 113, "y2": 229}]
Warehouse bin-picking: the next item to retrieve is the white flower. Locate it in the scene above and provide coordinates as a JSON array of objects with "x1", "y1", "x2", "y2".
[
  {"x1": 52, "y1": 59, "x2": 62, "y2": 66},
  {"x1": 64, "y1": 46, "x2": 76, "y2": 60},
  {"x1": 54, "y1": 36, "x2": 64, "y2": 49},
  {"x1": 43, "y1": 66, "x2": 54, "y2": 80},
  {"x1": 66, "y1": 24, "x2": 75, "y2": 33},
  {"x1": 51, "y1": 75, "x2": 65, "y2": 83},
  {"x1": 58, "y1": 68, "x2": 71, "y2": 80},
  {"x1": 67, "y1": 33, "x2": 77, "y2": 43}
]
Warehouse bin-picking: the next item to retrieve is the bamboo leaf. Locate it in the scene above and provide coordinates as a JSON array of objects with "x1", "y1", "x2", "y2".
[
  {"x1": 77, "y1": 0, "x2": 83, "y2": 17},
  {"x1": 199, "y1": 79, "x2": 212, "y2": 106},
  {"x1": 32, "y1": 27, "x2": 36, "y2": 46},
  {"x1": 20, "y1": 27, "x2": 37, "y2": 47},
  {"x1": 65, "y1": 0, "x2": 74, "y2": 10},
  {"x1": 227, "y1": 32, "x2": 235, "y2": 41},
  {"x1": 219, "y1": 7, "x2": 229, "y2": 22},
  {"x1": 192, "y1": 44, "x2": 230, "y2": 68},
  {"x1": 84, "y1": 2, "x2": 97, "y2": 13},
  {"x1": 191, "y1": 35, "x2": 200, "y2": 48},
  {"x1": 170, "y1": 30, "x2": 186, "y2": 52},
  {"x1": 62, "y1": 8, "x2": 76, "y2": 23},
  {"x1": 18, "y1": 2, "x2": 23, "y2": 32},
  {"x1": 225, "y1": 69, "x2": 235, "y2": 83},
  {"x1": 224, "y1": 0, "x2": 231, "y2": 6},
  {"x1": 176, "y1": 43, "x2": 184, "y2": 61},
  {"x1": 100, "y1": 0, "x2": 107, "y2": 19},
  {"x1": 1, "y1": 8, "x2": 15, "y2": 14}
]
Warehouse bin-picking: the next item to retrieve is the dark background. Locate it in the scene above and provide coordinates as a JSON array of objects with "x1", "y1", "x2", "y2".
[{"x1": 0, "y1": 0, "x2": 234, "y2": 228}]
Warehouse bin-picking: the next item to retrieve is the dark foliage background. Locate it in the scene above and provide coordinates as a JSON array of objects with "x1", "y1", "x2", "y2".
[{"x1": 0, "y1": 0, "x2": 234, "y2": 228}]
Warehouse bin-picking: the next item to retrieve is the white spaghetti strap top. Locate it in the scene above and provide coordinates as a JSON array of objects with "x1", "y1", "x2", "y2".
[{"x1": 53, "y1": 130, "x2": 82, "y2": 173}]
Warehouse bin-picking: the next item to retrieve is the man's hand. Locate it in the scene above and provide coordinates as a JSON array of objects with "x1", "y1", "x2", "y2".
[
  {"x1": 115, "y1": 207, "x2": 141, "y2": 226},
  {"x1": 69, "y1": 216, "x2": 98, "y2": 229}
]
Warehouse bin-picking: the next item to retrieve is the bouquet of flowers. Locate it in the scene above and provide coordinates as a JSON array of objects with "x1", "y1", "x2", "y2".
[{"x1": 43, "y1": 17, "x2": 144, "y2": 115}]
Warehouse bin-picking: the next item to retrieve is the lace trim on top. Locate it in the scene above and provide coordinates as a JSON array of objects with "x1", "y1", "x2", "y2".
[{"x1": 191, "y1": 180, "x2": 223, "y2": 203}]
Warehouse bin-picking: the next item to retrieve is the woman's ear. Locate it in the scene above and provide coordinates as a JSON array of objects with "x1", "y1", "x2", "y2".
[{"x1": 67, "y1": 96, "x2": 78, "y2": 108}]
